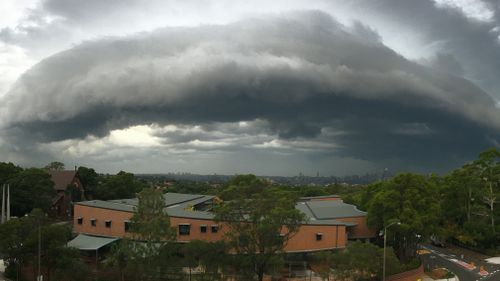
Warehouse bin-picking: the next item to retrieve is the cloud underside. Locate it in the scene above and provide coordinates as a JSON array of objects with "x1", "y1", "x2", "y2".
[{"x1": 1, "y1": 11, "x2": 499, "y2": 174}]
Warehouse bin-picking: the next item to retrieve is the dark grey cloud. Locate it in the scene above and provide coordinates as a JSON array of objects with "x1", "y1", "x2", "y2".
[
  {"x1": 1, "y1": 10, "x2": 499, "y2": 173},
  {"x1": 341, "y1": 0, "x2": 500, "y2": 99}
]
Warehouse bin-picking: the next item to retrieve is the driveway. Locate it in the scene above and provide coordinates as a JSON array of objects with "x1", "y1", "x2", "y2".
[{"x1": 420, "y1": 244, "x2": 500, "y2": 281}]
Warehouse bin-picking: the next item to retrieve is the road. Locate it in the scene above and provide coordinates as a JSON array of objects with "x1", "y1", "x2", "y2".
[{"x1": 420, "y1": 244, "x2": 500, "y2": 281}]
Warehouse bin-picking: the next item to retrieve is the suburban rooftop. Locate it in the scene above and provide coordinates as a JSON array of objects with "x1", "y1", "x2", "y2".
[{"x1": 76, "y1": 192, "x2": 365, "y2": 226}]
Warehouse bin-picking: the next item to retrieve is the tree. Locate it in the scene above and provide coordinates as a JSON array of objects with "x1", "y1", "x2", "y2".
[
  {"x1": 218, "y1": 174, "x2": 268, "y2": 200},
  {"x1": 366, "y1": 173, "x2": 440, "y2": 261},
  {"x1": 23, "y1": 210, "x2": 73, "y2": 281},
  {"x1": 53, "y1": 247, "x2": 89, "y2": 281},
  {"x1": 472, "y1": 148, "x2": 500, "y2": 233},
  {"x1": 315, "y1": 241, "x2": 403, "y2": 281},
  {"x1": 95, "y1": 171, "x2": 147, "y2": 200},
  {"x1": 44, "y1": 161, "x2": 65, "y2": 171},
  {"x1": 0, "y1": 162, "x2": 22, "y2": 185},
  {"x1": 0, "y1": 209, "x2": 86, "y2": 281},
  {"x1": 8, "y1": 168, "x2": 56, "y2": 216},
  {"x1": 77, "y1": 166, "x2": 100, "y2": 199},
  {"x1": 214, "y1": 181, "x2": 305, "y2": 281},
  {"x1": 0, "y1": 216, "x2": 32, "y2": 279},
  {"x1": 128, "y1": 188, "x2": 176, "y2": 280},
  {"x1": 181, "y1": 240, "x2": 228, "y2": 279},
  {"x1": 106, "y1": 242, "x2": 132, "y2": 281}
]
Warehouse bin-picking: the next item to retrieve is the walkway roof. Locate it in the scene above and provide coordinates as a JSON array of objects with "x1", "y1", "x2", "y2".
[{"x1": 67, "y1": 234, "x2": 119, "y2": 251}]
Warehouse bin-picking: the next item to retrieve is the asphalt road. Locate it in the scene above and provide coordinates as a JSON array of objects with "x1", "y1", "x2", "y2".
[{"x1": 420, "y1": 244, "x2": 500, "y2": 281}]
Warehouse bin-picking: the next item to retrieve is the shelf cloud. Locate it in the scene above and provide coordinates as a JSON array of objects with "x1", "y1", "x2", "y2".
[{"x1": 1, "y1": 4, "x2": 499, "y2": 175}]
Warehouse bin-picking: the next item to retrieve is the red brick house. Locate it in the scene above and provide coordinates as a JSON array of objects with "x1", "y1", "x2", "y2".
[{"x1": 48, "y1": 170, "x2": 86, "y2": 219}]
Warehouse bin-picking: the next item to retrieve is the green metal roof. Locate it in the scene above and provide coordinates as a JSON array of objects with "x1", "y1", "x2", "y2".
[
  {"x1": 76, "y1": 193, "x2": 364, "y2": 226},
  {"x1": 77, "y1": 200, "x2": 135, "y2": 212},
  {"x1": 76, "y1": 193, "x2": 216, "y2": 220},
  {"x1": 67, "y1": 234, "x2": 119, "y2": 250},
  {"x1": 305, "y1": 200, "x2": 366, "y2": 219}
]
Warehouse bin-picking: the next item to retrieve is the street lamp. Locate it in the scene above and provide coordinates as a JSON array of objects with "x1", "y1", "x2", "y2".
[{"x1": 383, "y1": 221, "x2": 400, "y2": 281}]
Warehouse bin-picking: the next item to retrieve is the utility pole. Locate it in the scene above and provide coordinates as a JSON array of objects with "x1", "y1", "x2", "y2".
[
  {"x1": 38, "y1": 221, "x2": 41, "y2": 281},
  {"x1": 37, "y1": 215, "x2": 43, "y2": 281},
  {"x1": 1, "y1": 184, "x2": 5, "y2": 224},
  {"x1": 7, "y1": 184, "x2": 10, "y2": 221}
]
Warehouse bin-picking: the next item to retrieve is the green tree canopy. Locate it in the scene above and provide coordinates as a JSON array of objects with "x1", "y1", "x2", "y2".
[
  {"x1": 215, "y1": 180, "x2": 305, "y2": 281},
  {"x1": 8, "y1": 168, "x2": 56, "y2": 216},
  {"x1": 314, "y1": 241, "x2": 404, "y2": 281},
  {"x1": 77, "y1": 166, "x2": 100, "y2": 198},
  {"x1": 128, "y1": 188, "x2": 176, "y2": 280},
  {"x1": 0, "y1": 209, "x2": 87, "y2": 281},
  {"x1": 95, "y1": 171, "x2": 147, "y2": 200},
  {"x1": 0, "y1": 162, "x2": 22, "y2": 185},
  {"x1": 44, "y1": 161, "x2": 65, "y2": 171},
  {"x1": 366, "y1": 173, "x2": 440, "y2": 261}
]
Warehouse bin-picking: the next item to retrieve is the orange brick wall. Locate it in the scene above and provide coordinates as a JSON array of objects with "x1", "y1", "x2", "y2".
[
  {"x1": 336, "y1": 216, "x2": 376, "y2": 239},
  {"x1": 285, "y1": 224, "x2": 346, "y2": 252},
  {"x1": 74, "y1": 205, "x2": 133, "y2": 237},
  {"x1": 74, "y1": 205, "x2": 348, "y2": 251}
]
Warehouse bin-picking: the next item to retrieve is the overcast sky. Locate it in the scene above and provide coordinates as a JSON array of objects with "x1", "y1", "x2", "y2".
[{"x1": 1, "y1": 0, "x2": 500, "y2": 176}]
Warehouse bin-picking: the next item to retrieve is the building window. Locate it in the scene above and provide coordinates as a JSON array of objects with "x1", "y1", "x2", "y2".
[
  {"x1": 179, "y1": 224, "x2": 191, "y2": 235},
  {"x1": 316, "y1": 233, "x2": 323, "y2": 241},
  {"x1": 124, "y1": 221, "x2": 131, "y2": 232},
  {"x1": 200, "y1": 225, "x2": 207, "y2": 233},
  {"x1": 77, "y1": 217, "x2": 83, "y2": 225},
  {"x1": 90, "y1": 218, "x2": 96, "y2": 227},
  {"x1": 105, "y1": 220, "x2": 112, "y2": 228},
  {"x1": 211, "y1": 225, "x2": 219, "y2": 233}
]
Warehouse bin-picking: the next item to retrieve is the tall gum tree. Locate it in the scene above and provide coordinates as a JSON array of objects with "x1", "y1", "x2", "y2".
[
  {"x1": 367, "y1": 173, "x2": 440, "y2": 261},
  {"x1": 214, "y1": 175, "x2": 305, "y2": 281},
  {"x1": 128, "y1": 188, "x2": 176, "y2": 280}
]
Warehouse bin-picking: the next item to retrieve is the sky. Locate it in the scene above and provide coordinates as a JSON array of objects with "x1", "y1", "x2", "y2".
[{"x1": 1, "y1": 0, "x2": 500, "y2": 176}]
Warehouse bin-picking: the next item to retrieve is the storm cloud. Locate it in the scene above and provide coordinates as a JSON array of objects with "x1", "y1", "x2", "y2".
[{"x1": 0, "y1": 10, "x2": 498, "y2": 174}]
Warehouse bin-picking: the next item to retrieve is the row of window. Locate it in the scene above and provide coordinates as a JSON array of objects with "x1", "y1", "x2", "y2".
[
  {"x1": 178, "y1": 224, "x2": 218, "y2": 235},
  {"x1": 77, "y1": 217, "x2": 322, "y2": 241},
  {"x1": 77, "y1": 217, "x2": 220, "y2": 236},
  {"x1": 77, "y1": 217, "x2": 112, "y2": 228}
]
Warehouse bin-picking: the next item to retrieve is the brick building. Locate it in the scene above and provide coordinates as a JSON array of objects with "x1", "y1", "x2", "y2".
[{"x1": 71, "y1": 192, "x2": 375, "y2": 252}]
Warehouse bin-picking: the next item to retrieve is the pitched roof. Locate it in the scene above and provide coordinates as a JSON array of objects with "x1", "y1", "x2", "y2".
[
  {"x1": 78, "y1": 193, "x2": 216, "y2": 219},
  {"x1": 67, "y1": 234, "x2": 118, "y2": 250},
  {"x1": 304, "y1": 200, "x2": 366, "y2": 219},
  {"x1": 77, "y1": 192, "x2": 365, "y2": 226},
  {"x1": 48, "y1": 170, "x2": 78, "y2": 191}
]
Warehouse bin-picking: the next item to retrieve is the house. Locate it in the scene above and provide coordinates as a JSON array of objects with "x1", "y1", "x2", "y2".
[
  {"x1": 71, "y1": 192, "x2": 375, "y2": 252},
  {"x1": 48, "y1": 170, "x2": 86, "y2": 219}
]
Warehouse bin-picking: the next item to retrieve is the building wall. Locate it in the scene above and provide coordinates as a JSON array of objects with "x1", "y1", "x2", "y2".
[
  {"x1": 74, "y1": 205, "x2": 133, "y2": 237},
  {"x1": 285, "y1": 224, "x2": 346, "y2": 252},
  {"x1": 336, "y1": 216, "x2": 376, "y2": 239},
  {"x1": 74, "y1": 205, "x2": 348, "y2": 252}
]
